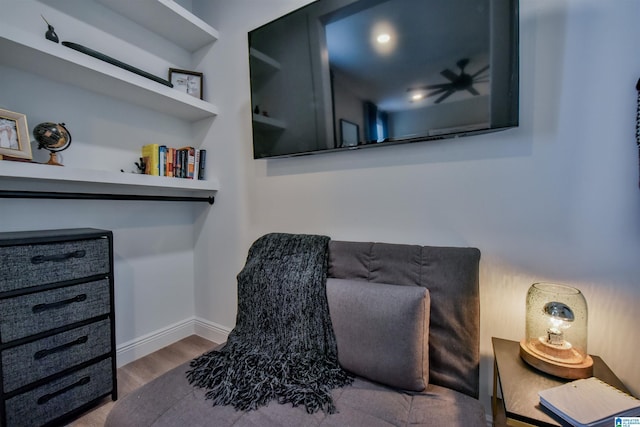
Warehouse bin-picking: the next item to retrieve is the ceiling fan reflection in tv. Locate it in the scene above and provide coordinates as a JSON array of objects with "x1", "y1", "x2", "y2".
[{"x1": 411, "y1": 58, "x2": 490, "y2": 104}]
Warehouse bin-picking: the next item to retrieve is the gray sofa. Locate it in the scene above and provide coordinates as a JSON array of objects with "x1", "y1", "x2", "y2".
[{"x1": 105, "y1": 240, "x2": 485, "y2": 426}]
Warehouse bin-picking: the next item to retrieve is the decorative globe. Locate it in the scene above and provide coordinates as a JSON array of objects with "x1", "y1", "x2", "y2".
[{"x1": 33, "y1": 122, "x2": 72, "y2": 166}]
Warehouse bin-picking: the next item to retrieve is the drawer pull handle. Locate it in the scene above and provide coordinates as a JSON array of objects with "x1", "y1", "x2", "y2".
[
  {"x1": 32, "y1": 294, "x2": 87, "y2": 313},
  {"x1": 37, "y1": 376, "x2": 90, "y2": 405},
  {"x1": 31, "y1": 250, "x2": 86, "y2": 264},
  {"x1": 34, "y1": 336, "x2": 89, "y2": 360}
]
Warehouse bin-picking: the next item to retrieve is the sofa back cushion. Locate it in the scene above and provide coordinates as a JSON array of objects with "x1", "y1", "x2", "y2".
[
  {"x1": 328, "y1": 241, "x2": 481, "y2": 399},
  {"x1": 326, "y1": 278, "x2": 430, "y2": 391}
]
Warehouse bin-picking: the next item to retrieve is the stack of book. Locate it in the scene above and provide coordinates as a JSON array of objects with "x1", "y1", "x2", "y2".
[
  {"x1": 141, "y1": 144, "x2": 206, "y2": 180},
  {"x1": 539, "y1": 377, "x2": 640, "y2": 427}
]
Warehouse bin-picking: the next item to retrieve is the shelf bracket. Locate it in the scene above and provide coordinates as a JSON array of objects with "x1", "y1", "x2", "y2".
[{"x1": 0, "y1": 190, "x2": 215, "y2": 205}]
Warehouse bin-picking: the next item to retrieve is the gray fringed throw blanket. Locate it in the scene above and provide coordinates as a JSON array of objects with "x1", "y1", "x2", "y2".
[{"x1": 187, "y1": 233, "x2": 353, "y2": 413}]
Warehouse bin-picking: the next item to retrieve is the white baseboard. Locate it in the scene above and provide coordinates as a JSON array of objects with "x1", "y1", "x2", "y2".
[
  {"x1": 115, "y1": 317, "x2": 231, "y2": 367},
  {"x1": 193, "y1": 316, "x2": 231, "y2": 344}
]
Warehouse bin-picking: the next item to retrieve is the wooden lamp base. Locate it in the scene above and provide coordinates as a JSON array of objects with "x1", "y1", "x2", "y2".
[{"x1": 520, "y1": 339, "x2": 593, "y2": 380}]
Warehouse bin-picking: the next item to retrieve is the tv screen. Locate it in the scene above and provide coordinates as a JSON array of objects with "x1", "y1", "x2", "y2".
[{"x1": 249, "y1": 0, "x2": 519, "y2": 159}]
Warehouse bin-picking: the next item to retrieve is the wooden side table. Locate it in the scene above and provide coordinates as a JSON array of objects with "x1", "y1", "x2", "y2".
[{"x1": 492, "y1": 337, "x2": 630, "y2": 427}]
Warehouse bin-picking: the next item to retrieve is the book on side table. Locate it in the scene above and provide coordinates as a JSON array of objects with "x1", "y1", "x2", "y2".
[{"x1": 539, "y1": 377, "x2": 640, "y2": 427}]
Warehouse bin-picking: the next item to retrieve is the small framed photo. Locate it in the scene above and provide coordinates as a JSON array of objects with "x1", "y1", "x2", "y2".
[
  {"x1": 340, "y1": 119, "x2": 359, "y2": 147},
  {"x1": 169, "y1": 68, "x2": 203, "y2": 99},
  {"x1": 0, "y1": 108, "x2": 32, "y2": 160}
]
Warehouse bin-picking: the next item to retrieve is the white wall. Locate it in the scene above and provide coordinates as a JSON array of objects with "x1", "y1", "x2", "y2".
[
  {"x1": 0, "y1": 197, "x2": 200, "y2": 360},
  {"x1": 194, "y1": 0, "x2": 640, "y2": 414}
]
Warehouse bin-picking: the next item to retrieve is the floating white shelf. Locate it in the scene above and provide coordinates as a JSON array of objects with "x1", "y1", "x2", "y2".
[
  {"x1": 0, "y1": 28, "x2": 218, "y2": 122},
  {"x1": 0, "y1": 161, "x2": 219, "y2": 200},
  {"x1": 0, "y1": 2, "x2": 220, "y2": 203},
  {"x1": 95, "y1": 0, "x2": 219, "y2": 52}
]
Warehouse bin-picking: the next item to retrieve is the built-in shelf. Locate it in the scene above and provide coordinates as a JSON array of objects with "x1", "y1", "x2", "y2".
[
  {"x1": 0, "y1": 161, "x2": 219, "y2": 198},
  {"x1": 0, "y1": 27, "x2": 219, "y2": 122},
  {"x1": 252, "y1": 114, "x2": 286, "y2": 131},
  {"x1": 1, "y1": 2, "x2": 220, "y2": 203},
  {"x1": 95, "y1": 0, "x2": 219, "y2": 52}
]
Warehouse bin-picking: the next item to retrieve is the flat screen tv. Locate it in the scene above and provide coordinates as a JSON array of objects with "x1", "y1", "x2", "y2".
[{"x1": 248, "y1": 0, "x2": 519, "y2": 159}]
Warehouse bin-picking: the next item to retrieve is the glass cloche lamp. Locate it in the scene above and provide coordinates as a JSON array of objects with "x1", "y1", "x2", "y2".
[{"x1": 519, "y1": 283, "x2": 593, "y2": 379}]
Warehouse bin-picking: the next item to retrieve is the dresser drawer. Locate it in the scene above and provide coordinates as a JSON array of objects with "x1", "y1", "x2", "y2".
[
  {"x1": 0, "y1": 238, "x2": 110, "y2": 293},
  {"x1": 0, "y1": 279, "x2": 111, "y2": 343},
  {"x1": 1, "y1": 319, "x2": 112, "y2": 393},
  {"x1": 4, "y1": 357, "x2": 114, "y2": 427}
]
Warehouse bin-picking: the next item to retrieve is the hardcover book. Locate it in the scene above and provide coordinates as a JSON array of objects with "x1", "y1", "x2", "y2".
[
  {"x1": 198, "y1": 149, "x2": 206, "y2": 180},
  {"x1": 141, "y1": 143, "x2": 159, "y2": 176}
]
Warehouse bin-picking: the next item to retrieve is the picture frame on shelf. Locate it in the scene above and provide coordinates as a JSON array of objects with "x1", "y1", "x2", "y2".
[
  {"x1": 169, "y1": 68, "x2": 203, "y2": 100},
  {"x1": 340, "y1": 119, "x2": 359, "y2": 147},
  {"x1": 0, "y1": 108, "x2": 32, "y2": 160}
]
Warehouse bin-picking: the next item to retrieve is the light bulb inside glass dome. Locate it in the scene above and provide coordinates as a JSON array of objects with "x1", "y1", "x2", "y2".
[{"x1": 543, "y1": 301, "x2": 574, "y2": 348}]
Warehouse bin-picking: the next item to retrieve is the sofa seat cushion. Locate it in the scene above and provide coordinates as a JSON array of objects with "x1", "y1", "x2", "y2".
[
  {"x1": 326, "y1": 278, "x2": 430, "y2": 391},
  {"x1": 105, "y1": 361, "x2": 486, "y2": 427}
]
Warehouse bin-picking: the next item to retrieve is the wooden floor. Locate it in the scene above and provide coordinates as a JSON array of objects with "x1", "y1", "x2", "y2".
[{"x1": 67, "y1": 335, "x2": 216, "y2": 427}]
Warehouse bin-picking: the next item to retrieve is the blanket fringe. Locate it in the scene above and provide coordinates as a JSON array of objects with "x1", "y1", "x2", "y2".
[{"x1": 187, "y1": 341, "x2": 353, "y2": 413}]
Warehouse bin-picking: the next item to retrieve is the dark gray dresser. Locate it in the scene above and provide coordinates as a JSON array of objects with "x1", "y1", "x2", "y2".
[{"x1": 0, "y1": 228, "x2": 117, "y2": 426}]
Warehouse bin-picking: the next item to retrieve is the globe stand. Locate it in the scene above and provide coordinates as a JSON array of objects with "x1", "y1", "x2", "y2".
[{"x1": 45, "y1": 152, "x2": 64, "y2": 166}]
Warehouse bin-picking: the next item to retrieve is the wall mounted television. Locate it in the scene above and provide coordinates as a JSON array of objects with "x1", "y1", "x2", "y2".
[{"x1": 248, "y1": 0, "x2": 519, "y2": 159}]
